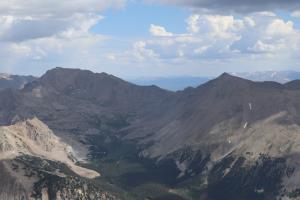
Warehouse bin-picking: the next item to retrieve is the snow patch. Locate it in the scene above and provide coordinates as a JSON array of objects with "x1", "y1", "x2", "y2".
[
  {"x1": 249, "y1": 103, "x2": 252, "y2": 111},
  {"x1": 228, "y1": 137, "x2": 232, "y2": 144},
  {"x1": 244, "y1": 122, "x2": 248, "y2": 129}
]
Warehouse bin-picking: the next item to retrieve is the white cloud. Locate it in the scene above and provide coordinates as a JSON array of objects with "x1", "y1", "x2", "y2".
[
  {"x1": 0, "y1": 0, "x2": 125, "y2": 74},
  {"x1": 0, "y1": 1, "x2": 299, "y2": 77},
  {"x1": 186, "y1": 15, "x2": 200, "y2": 33},
  {"x1": 0, "y1": 14, "x2": 104, "y2": 42},
  {"x1": 0, "y1": 0, "x2": 125, "y2": 18},
  {"x1": 255, "y1": 11, "x2": 276, "y2": 17},
  {"x1": 133, "y1": 14, "x2": 249, "y2": 61},
  {"x1": 149, "y1": 24, "x2": 173, "y2": 37},
  {"x1": 265, "y1": 19, "x2": 294, "y2": 38},
  {"x1": 248, "y1": 40, "x2": 283, "y2": 53},
  {"x1": 186, "y1": 14, "x2": 244, "y2": 39},
  {"x1": 105, "y1": 53, "x2": 117, "y2": 61},
  {"x1": 8, "y1": 43, "x2": 32, "y2": 56},
  {"x1": 0, "y1": 0, "x2": 123, "y2": 42},
  {"x1": 59, "y1": 14, "x2": 103, "y2": 39},
  {"x1": 244, "y1": 17, "x2": 256, "y2": 27},
  {"x1": 132, "y1": 41, "x2": 159, "y2": 61},
  {"x1": 194, "y1": 46, "x2": 210, "y2": 55},
  {"x1": 292, "y1": 11, "x2": 300, "y2": 18},
  {"x1": 0, "y1": 0, "x2": 129, "y2": 69},
  {"x1": 118, "y1": 12, "x2": 300, "y2": 70}
]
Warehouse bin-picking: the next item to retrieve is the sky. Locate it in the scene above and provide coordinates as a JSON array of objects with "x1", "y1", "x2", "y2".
[{"x1": 0, "y1": 0, "x2": 300, "y2": 78}]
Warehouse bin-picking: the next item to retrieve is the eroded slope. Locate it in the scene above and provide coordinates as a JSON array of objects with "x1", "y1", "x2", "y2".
[{"x1": 0, "y1": 117, "x2": 99, "y2": 179}]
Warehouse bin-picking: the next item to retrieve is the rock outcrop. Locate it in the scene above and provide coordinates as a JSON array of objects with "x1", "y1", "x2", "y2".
[{"x1": 0, "y1": 117, "x2": 100, "y2": 178}]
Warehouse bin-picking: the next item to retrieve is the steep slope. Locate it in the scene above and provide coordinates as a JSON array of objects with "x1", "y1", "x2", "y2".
[
  {"x1": 129, "y1": 73, "x2": 289, "y2": 157},
  {"x1": 120, "y1": 73, "x2": 300, "y2": 199},
  {"x1": 0, "y1": 117, "x2": 99, "y2": 178},
  {"x1": 17, "y1": 67, "x2": 173, "y2": 128},
  {"x1": 4, "y1": 67, "x2": 175, "y2": 161},
  {"x1": 0, "y1": 117, "x2": 118, "y2": 200},
  {"x1": 30, "y1": 67, "x2": 172, "y2": 109}
]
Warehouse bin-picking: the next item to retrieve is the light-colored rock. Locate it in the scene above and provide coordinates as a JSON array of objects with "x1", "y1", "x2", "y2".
[{"x1": 0, "y1": 117, "x2": 100, "y2": 179}]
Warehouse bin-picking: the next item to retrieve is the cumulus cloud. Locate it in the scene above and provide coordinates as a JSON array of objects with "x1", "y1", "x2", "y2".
[
  {"x1": 292, "y1": 11, "x2": 300, "y2": 18},
  {"x1": 122, "y1": 12, "x2": 300, "y2": 66},
  {"x1": 0, "y1": 0, "x2": 124, "y2": 42},
  {"x1": 132, "y1": 14, "x2": 246, "y2": 61},
  {"x1": 0, "y1": 0, "x2": 125, "y2": 18},
  {"x1": 265, "y1": 19, "x2": 294, "y2": 38},
  {"x1": 148, "y1": 0, "x2": 300, "y2": 13},
  {"x1": 0, "y1": 0, "x2": 299, "y2": 76},
  {"x1": 248, "y1": 40, "x2": 284, "y2": 53},
  {"x1": 0, "y1": 17, "x2": 70, "y2": 42},
  {"x1": 186, "y1": 14, "x2": 244, "y2": 39},
  {"x1": 0, "y1": 0, "x2": 126, "y2": 74},
  {"x1": 149, "y1": 24, "x2": 173, "y2": 37}
]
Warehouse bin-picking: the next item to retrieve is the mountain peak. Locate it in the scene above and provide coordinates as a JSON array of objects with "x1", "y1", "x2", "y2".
[
  {"x1": 42, "y1": 67, "x2": 94, "y2": 79},
  {"x1": 220, "y1": 72, "x2": 232, "y2": 77},
  {"x1": 218, "y1": 72, "x2": 241, "y2": 80},
  {"x1": 209, "y1": 72, "x2": 251, "y2": 86},
  {"x1": 42, "y1": 67, "x2": 114, "y2": 80},
  {"x1": 38, "y1": 67, "x2": 126, "y2": 92}
]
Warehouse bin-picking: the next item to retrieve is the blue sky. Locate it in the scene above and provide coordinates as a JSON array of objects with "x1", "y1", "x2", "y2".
[
  {"x1": 0, "y1": 0, "x2": 299, "y2": 78},
  {"x1": 92, "y1": 2, "x2": 189, "y2": 37}
]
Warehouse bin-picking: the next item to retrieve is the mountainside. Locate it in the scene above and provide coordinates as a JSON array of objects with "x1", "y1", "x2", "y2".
[
  {"x1": 3, "y1": 67, "x2": 300, "y2": 199},
  {"x1": 0, "y1": 117, "x2": 99, "y2": 178},
  {"x1": 0, "y1": 157, "x2": 117, "y2": 200},
  {"x1": 0, "y1": 117, "x2": 115, "y2": 200}
]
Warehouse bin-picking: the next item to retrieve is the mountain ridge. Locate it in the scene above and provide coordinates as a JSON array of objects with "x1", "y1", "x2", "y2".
[
  {"x1": 0, "y1": 73, "x2": 36, "y2": 90},
  {"x1": 2, "y1": 67, "x2": 300, "y2": 199}
]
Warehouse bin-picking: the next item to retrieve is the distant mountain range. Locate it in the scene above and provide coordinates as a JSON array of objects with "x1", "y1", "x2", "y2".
[
  {"x1": 0, "y1": 73, "x2": 36, "y2": 90},
  {"x1": 231, "y1": 70, "x2": 300, "y2": 83},
  {"x1": 2, "y1": 70, "x2": 300, "y2": 92},
  {"x1": 129, "y1": 70, "x2": 300, "y2": 91}
]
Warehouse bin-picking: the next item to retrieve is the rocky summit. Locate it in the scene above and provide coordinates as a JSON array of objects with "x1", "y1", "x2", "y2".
[{"x1": 3, "y1": 67, "x2": 300, "y2": 199}]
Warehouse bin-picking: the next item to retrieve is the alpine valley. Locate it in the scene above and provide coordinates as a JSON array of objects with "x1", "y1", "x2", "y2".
[{"x1": 2, "y1": 67, "x2": 300, "y2": 200}]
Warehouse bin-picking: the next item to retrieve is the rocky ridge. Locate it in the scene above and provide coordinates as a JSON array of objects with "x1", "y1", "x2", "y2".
[
  {"x1": 0, "y1": 117, "x2": 100, "y2": 178},
  {"x1": 3, "y1": 68, "x2": 300, "y2": 199}
]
